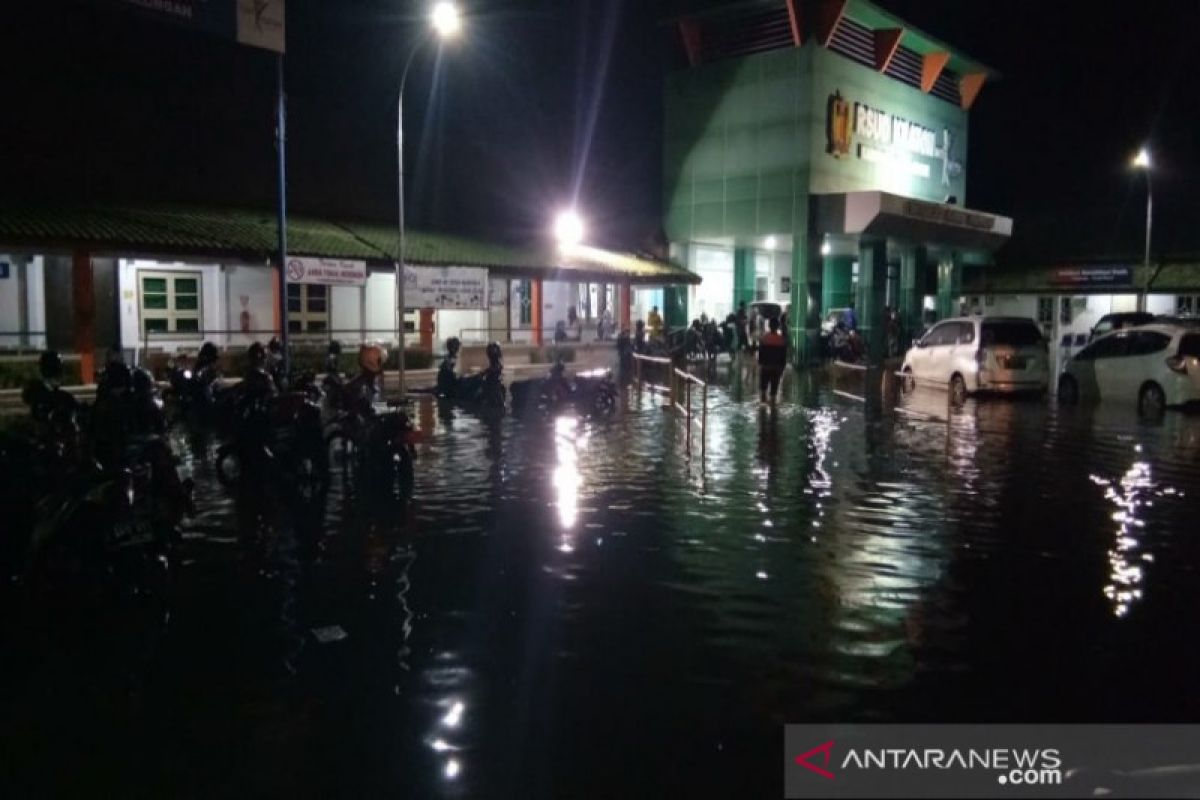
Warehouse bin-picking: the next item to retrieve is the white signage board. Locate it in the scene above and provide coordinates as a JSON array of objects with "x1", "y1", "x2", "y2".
[
  {"x1": 236, "y1": 0, "x2": 286, "y2": 53},
  {"x1": 404, "y1": 266, "x2": 488, "y2": 310},
  {"x1": 286, "y1": 257, "x2": 367, "y2": 286}
]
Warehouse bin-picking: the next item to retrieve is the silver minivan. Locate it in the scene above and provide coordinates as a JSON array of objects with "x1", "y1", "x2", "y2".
[{"x1": 901, "y1": 316, "x2": 1049, "y2": 402}]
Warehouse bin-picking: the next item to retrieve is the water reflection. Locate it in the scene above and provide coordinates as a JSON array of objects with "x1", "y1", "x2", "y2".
[
  {"x1": 1091, "y1": 455, "x2": 1164, "y2": 618},
  {"x1": 553, "y1": 416, "x2": 582, "y2": 550}
]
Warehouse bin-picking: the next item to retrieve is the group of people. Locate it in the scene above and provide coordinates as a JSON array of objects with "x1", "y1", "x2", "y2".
[{"x1": 554, "y1": 306, "x2": 622, "y2": 344}]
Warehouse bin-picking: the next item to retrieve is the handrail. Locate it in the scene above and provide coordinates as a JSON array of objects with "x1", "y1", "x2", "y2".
[{"x1": 631, "y1": 352, "x2": 706, "y2": 462}]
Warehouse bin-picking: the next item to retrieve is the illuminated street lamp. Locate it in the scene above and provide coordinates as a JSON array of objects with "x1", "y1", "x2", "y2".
[
  {"x1": 396, "y1": 3, "x2": 462, "y2": 398},
  {"x1": 554, "y1": 209, "x2": 585, "y2": 249},
  {"x1": 1132, "y1": 146, "x2": 1152, "y2": 311}
]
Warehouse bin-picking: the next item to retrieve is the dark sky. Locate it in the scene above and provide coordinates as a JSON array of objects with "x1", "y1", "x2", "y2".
[{"x1": 2, "y1": 0, "x2": 1198, "y2": 261}]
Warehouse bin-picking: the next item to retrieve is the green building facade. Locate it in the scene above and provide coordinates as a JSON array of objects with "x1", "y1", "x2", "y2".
[{"x1": 663, "y1": 0, "x2": 1012, "y2": 362}]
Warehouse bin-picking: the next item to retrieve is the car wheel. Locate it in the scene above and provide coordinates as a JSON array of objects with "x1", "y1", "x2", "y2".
[
  {"x1": 1138, "y1": 382, "x2": 1166, "y2": 419},
  {"x1": 1057, "y1": 374, "x2": 1079, "y2": 406},
  {"x1": 949, "y1": 374, "x2": 968, "y2": 405}
]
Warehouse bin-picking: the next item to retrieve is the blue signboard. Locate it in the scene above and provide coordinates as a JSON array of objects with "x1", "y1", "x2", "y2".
[{"x1": 1049, "y1": 265, "x2": 1133, "y2": 288}]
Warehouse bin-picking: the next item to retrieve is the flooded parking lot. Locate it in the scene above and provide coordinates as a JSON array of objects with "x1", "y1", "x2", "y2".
[{"x1": 4, "y1": 363, "x2": 1200, "y2": 798}]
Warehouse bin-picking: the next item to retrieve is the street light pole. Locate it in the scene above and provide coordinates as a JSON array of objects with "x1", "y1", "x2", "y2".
[
  {"x1": 1142, "y1": 169, "x2": 1153, "y2": 311},
  {"x1": 1133, "y1": 146, "x2": 1152, "y2": 312},
  {"x1": 395, "y1": 39, "x2": 428, "y2": 400},
  {"x1": 394, "y1": 2, "x2": 461, "y2": 399}
]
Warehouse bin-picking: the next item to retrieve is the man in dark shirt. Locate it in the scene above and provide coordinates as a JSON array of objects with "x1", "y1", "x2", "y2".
[{"x1": 757, "y1": 317, "x2": 788, "y2": 403}]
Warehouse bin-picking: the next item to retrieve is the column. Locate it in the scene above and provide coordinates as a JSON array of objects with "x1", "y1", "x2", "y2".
[
  {"x1": 733, "y1": 247, "x2": 755, "y2": 311},
  {"x1": 898, "y1": 246, "x2": 924, "y2": 345},
  {"x1": 936, "y1": 253, "x2": 962, "y2": 320},
  {"x1": 856, "y1": 238, "x2": 887, "y2": 363},
  {"x1": 618, "y1": 281, "x2": 632, "y2": 331},
  {"x1": 72, "y1": 250, "x2": 96, "y2": 383},
  {"x1": 663, "y1": 285, "x2": 688, "y2": 331},
  {"x1": 788, "y1": 233, "x2": 821, "y2": 366},
  {"x1": 531, "y1": 278, "x2": 543, "y2": 346},
  {"x1": 821, "y1": 255, "x2": 855, "y2": 316},
  {"x1": 419, "y1": 307, "x2": 435, "y2": 351}
]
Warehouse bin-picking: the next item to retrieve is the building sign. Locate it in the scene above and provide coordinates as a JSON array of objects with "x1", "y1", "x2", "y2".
[
  {"x1": 899, "y1": 198, "x2": 997, "y2": 232},
  {"x1": 1049, "y1": 266, "x2": 1133, "y2": 288},
  {"x1": 286, "y1": 257, "x2": 366, "y2": 286},
  {"x1": 115, "y1": 0, "x2": 285, "y2": 53},
  {"x1": 826, "y1": 91, "x2": 961, "y2": 187},
  {"x1": 404, "y1": 266, "x2": 488, "y2": 310}
]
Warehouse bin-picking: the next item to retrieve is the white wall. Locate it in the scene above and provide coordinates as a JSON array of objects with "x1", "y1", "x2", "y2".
[
  {"x1": 437, "y1": 309, "x2": 488, "y2": 344},
  {"x1": 1146, "y1": 294, "x2": 1175, "y2": 315},
  {"x1": 224, "y1": 263, "x2": 275, "y2": 347},
  {"x1": 120, "y1": 258, "x2": 222, "y2": 355},
  {"x1": 330, "y1": 285, "x2": 363, "y2": 339},
  {"x1": 0, "y1": 254, "x2": 21, "y2": 346},
  {"x1": 27, "y1": 256, "x2": 46, "y2": 349},
  {"x1": 365, "y1": 271, "x2": 397, "y2": 344}
]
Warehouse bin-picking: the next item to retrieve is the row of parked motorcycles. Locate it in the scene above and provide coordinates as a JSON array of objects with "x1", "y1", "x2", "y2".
[
  {"x1": 3, "y1": 335, "x2": 621, "y2": 593},
  {"x1": 2, "y1": 352, "x2": 192, "y2": 595},
  {"x1": 431, "y1": 337, "x2": 620, "y2": 419},
  {"x1": 167, "y1": 340, "x2": 418, "y2": 507}
]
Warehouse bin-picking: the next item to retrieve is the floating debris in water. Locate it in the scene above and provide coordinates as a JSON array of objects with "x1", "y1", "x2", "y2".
[{"x1": 311, "y1": 625, "x2": 349, "y2": 644}]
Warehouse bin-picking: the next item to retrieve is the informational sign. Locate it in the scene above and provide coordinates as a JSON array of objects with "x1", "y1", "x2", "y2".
[
  {"x1": 1049, "y1": 266, "x2": 1133, "y2": 288},
  {"x1": 286, "y1": 257, "x2": 366, "y2": 286},
  {"x1": 899, "y1": 198, "x2": 998, "y2": 232},
  {"x1": 404, "y1": 266, "x2": 488, "y2": 310},
  {"x1": 115, "y1": 0, "x2": 285, "y2": 53}
]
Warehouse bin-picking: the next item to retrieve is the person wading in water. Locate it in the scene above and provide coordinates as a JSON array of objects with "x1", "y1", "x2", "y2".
[{"x1": 757, "y1": 317, "x2": 787, "y2": 404}]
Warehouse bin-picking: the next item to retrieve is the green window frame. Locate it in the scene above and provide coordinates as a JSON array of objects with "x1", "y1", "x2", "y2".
[
  {"x1": 139, "y1": 271, "x2": 202, "y2": 337},
  {"x1": 287, "y1": 283, "x2": 330, "y2": 333}
]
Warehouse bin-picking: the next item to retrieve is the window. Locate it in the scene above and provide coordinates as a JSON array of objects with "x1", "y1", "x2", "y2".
[
  {"x1": 1089, "y1": 332, "x2": 1131, "y2": 360},
  {"x1": 1179, "y1": 334, "x2": 1200, "y2": 358},
  {"x1": 982, "y1": 321, "x2": 1043, "y2": 348},
  {"x1": 1037, "y1": 297, "x2": 1054, "y2": 325},
  {"x1": 955, "y1": 322, "x2": 976, "y2": 344},
  {"x1": 1059, "y1": 296, "x2": 1072, "y2": 324},
  {"x1": 516, "y1": 280, "x2": 532, "y2": 325},
  {"x1": 1177, "y1": 295, "x2": 1198, "y2": 315},
  {"x1": 140, "y1": 271, "x2": 202, "y2": 336},
  {"x1": 1127, "y1": 331, "x2": 1171, "y2": 356},
  {"x1": 287, "y1": 283, "x2": 329, "y2": 333},
  {"x1": 922, "y1": 323, "x2": 956, "y2": 347}
]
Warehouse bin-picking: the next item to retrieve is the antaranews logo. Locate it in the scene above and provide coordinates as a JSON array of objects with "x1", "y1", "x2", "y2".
[
  {"x1": 794, "y1": 740, "x2": 836, "y2": 780},
  {"x1": 783, "y1": 726, "x2": 1087, "y2": 799}
]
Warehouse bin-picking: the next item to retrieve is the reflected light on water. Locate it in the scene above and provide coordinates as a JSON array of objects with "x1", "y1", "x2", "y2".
[
  {"x1": 442, "y1": 700, "x2": 464, "y2": 728},
  {"x1": 553, "y1": 417, "x2": 582, "y2": 533},
  {"x1": 1091, "y1": 458, "x2": 1161, "y2": 618}
]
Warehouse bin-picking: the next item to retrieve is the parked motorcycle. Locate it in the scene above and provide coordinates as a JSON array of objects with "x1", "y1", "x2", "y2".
[{"x1": 511, "y1": 360, "x2": 618, "y2": 417}]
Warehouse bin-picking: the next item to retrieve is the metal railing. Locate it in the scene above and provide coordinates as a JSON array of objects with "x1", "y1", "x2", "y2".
[
  {"x1": 632, "y1": 353, "x2": 707, "y2": 460},
  {"x1": 456, "y1": 326, "x2": 622, "y2": 345}
]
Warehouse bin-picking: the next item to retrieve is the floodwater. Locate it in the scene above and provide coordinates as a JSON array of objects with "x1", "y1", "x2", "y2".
[{"x1": 4, "y1": 362, "x2": 1200, "y2": 798}]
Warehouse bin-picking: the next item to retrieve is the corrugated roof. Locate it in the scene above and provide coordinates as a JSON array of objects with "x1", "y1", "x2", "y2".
[{"x1": 0, "y1": 204, "x2": 699, "y2": 285}]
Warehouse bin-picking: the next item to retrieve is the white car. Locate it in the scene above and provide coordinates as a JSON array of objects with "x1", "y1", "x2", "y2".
[
  {"x1": 1057, "y1": 323, "x2": 1200, "y2": 416},
  {"x1": 901, "y1": 316, "x2": 1049, "y2": 403}
]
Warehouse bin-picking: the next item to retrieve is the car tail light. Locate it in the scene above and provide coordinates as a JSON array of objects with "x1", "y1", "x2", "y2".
[
  {"x1": 403, "y1": 429, "x2": 423, "y2": 446},
  {"x1": 1166, "y1": 355, "x2": 1189, "y2": 374}
]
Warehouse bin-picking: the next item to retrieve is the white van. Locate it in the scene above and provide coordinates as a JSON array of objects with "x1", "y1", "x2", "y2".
[{"x1": 901, "y1": 316, "x2": 1049, "y2": 402}]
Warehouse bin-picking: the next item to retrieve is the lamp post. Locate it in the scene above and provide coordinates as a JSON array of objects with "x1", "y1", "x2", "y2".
[
  {"x1": 1133, "y1": 146, "x2": 1152, "y2": 312},
  {"x1": 395, "y1": 1, "x2": 462, "y2": 398}
]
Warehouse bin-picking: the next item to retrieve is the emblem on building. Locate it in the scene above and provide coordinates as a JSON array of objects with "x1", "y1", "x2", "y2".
[{"x1": 826, "y1": 91, "x2": 852, "y2": 158}]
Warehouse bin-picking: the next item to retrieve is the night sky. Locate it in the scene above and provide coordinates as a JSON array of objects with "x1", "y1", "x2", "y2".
[{"x1": 2, "y1": 0, "x2": 1198, "y2": 263}]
